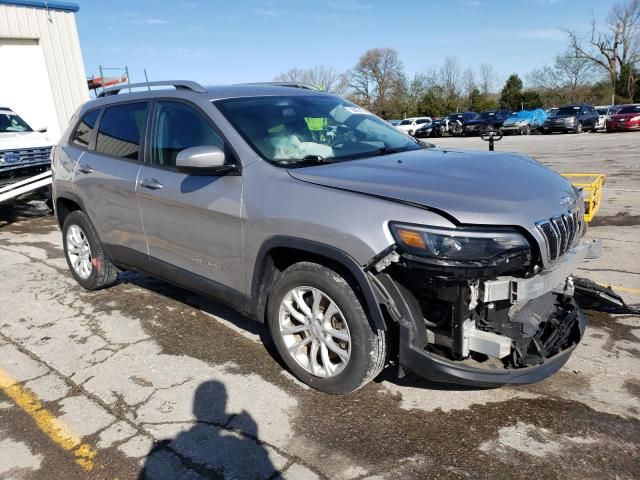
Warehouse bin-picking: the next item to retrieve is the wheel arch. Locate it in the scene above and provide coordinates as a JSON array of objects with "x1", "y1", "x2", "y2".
[
  {"x1": 250, "y1": 236, "x2": 387, "y2": 331},
  {"x1": 55, "y1": 192, "x2": 86, "y2": 229}
]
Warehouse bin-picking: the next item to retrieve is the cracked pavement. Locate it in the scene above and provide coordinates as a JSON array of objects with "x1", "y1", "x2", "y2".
[{"x1": 0, "y1": 132, "x2": 639, "y2": 479}]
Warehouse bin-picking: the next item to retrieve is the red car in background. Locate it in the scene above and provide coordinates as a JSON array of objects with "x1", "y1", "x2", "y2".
[{"x1": 606, "y1": 104, "x2": 640, "y2": 131}]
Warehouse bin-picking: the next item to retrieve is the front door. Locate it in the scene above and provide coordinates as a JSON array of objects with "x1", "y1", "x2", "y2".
[{"x1": 137, "y1": 100, "x2": 244, "y2": 293}]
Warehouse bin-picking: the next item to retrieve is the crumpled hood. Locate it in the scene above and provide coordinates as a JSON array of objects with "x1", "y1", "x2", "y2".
[
  {"x1": 0, "y1": 131, "x2": 52, "y2": 151},
  {"x1": 288, "y1": 148, "x2": 579, "y2": 227}
]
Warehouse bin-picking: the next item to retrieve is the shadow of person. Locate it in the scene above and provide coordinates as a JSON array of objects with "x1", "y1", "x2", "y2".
[{"x1": 139, "y1": 381, "x2": 278, "y2": 479}]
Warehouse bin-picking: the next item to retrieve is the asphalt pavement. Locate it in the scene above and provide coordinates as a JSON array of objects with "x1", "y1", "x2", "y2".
[{"x1": 0, "y1": 131, "x2": 638, "y2": 479}]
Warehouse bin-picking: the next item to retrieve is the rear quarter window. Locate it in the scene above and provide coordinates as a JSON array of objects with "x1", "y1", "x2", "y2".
[
  {"x1": 95, "y1": 102, "x2": 148, "y2": 160},
  {"x1": 71, "y1": 110, "x2": 100, "y2": 148}
]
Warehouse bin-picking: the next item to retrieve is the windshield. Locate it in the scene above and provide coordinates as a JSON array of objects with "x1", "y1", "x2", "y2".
[
  {"x1": 215, "y1": 95, "x2": 421, "y2": 166},
  {"x1": 0, "y1": 111, "x2": 33, "y2": 133},
  {"x1": 399, "y1": 119, "x2": 413, "y2": 125},
  {"x1": 617, "y1": 105, "x2": 640, "y2": 114},
  {"x1": 555, "y1": 106, "x2": 580, "y2": 116},
  {"x1": 596, "y1": 108, "x2": 608, "y2": 115}
]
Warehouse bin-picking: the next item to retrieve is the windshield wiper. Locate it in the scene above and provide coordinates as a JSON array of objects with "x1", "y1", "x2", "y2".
[
  {"x1": 376, "y1": 145, "x2": 422, "y2": 156},
  {"x1": 275, "y1": 155, "x2": 335, "y2": 167}
]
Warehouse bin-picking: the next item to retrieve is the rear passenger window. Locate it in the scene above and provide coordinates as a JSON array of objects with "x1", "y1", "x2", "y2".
[
  {"x1": 150, "y1": 101, "x2": 225, "y2": 168},
  {"x1": 96, "y1": 102, "x2": 148, "y2": 160},
  {"x1": 71, "y1": 110, "x2": 99, "y2": 147}
]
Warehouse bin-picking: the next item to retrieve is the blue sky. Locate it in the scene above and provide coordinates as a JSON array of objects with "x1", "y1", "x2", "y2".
[{"x1": 75, "y1": 0, "x2": 612, "y2": 87}]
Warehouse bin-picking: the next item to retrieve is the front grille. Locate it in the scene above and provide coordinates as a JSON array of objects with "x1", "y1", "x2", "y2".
[
  {"x1": 537, "y1": 211, "x2": 582, "y2": 262},
  {"x1": 0, "y1": 147, "x2": 52, "y2": 169}
]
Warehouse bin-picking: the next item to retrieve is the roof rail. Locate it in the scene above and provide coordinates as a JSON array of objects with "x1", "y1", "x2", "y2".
[
  {"x1": 98, "y1": 80, "x2": 207, "y2": 97},
  {"x1": 242, "y1": 82, "x2": 317, "y2": 90}
]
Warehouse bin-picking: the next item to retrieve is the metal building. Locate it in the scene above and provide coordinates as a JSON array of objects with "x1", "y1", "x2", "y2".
[{"x1": 0, "y1": 0, "x2": 88, "y2": 139}]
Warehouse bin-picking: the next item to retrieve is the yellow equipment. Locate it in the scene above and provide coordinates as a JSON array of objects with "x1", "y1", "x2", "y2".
[{"x1": 561, "y1": 174, "x2": 605, "y2": 222}]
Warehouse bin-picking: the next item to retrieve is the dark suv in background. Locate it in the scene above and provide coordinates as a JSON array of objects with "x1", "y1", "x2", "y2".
[
  {"x1": 542, "y1": 104, "x2": 599, "y2": 134},
  {"x1": 462, "y1": 109, "x2": 512, "y2": 135}
]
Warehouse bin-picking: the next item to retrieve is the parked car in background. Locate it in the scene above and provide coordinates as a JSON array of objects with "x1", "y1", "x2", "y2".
[
  {"x1": 52, "y1": 80, "x2": 599, "y2": 394},
  {"x1": 387, "y1": 119, "x2": 401, "y2": 126},
  {"x1": 462, "y1": 109, "x2": 511, "y2": 135},
  {"x1": 0, "y1": 106, "x2": 53, "y2": 187},
  {"x1": 595, "y1": 106, "x2": 617, "y2": 130},
  {"x1": 415, "y1": 112, "x2": 477, "y2": 138},
  {"x1": 606, "y1": 104, "x2": 640, "y2": 132},
  {"x1": 546, "y1": 107, "x2": 558, "y2": 116},
  {"x1": 500, "y1": 109, "x2": 548, "y2": 135},
  {"x1": 396, "y1": 117, "x2": 432, "y2": 136},
  {"x1": 542, "y1": 104, "x2": 599, "y2": 134}
]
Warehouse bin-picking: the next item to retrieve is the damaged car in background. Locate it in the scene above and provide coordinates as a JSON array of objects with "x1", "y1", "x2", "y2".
[{"x1": 52, "y1": 81, "x2": 601, "y2": 394}]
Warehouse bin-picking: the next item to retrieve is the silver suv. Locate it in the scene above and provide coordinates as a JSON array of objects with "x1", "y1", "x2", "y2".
[{"x1": 52, "y1": 81, "x2": 601, "y2": 394}]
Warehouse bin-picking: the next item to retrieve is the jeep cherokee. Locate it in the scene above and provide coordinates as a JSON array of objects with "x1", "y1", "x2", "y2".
[{"x1": 51, "y1": 81, "x2": 601, "y2": 394}]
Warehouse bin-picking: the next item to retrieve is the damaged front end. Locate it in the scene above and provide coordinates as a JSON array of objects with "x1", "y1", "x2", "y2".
[{"x1": 367, "y1": 222, "x2": 602, "y2": 387}]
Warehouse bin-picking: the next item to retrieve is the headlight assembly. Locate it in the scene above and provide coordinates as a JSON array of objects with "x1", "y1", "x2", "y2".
[{"x1": 390, "y1": 223, "x2": 530, "y2": 263}]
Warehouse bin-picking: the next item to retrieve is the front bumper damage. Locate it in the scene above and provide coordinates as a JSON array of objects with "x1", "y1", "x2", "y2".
[{"x1": 369, "y1": 239, "x2": 602, "y2": 387}]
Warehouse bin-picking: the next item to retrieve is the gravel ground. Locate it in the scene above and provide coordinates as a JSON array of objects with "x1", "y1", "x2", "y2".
[{"x1": 0, "y1": 131, "x2": 638, "y2": 479}]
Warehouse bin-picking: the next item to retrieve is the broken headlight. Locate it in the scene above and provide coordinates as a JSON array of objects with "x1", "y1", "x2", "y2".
[{"x1": 390, "y1": 223, "x2": 530, "y2": 262}]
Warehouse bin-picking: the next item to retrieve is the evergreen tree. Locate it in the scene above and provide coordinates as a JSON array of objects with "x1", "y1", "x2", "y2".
[{"x1": 500, "y1": 74, "x2": 524, "y2": 110}]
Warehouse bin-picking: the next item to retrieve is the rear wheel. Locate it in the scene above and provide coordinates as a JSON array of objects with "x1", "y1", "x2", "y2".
[
  {"x1": 62, "y1": 211, "x2": 119, "y2": 290},
  {"x1": 268, "y1": 262, "x2": 386, "y2": 394}
]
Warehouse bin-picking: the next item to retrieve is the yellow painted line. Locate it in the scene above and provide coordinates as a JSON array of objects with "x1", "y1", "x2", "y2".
[
  {"x1": 609, "y1": 285, "x2": 640, "y2": 296},
  {"x1": 0, "y1": 367, "x2": 97, "y2": 471}
]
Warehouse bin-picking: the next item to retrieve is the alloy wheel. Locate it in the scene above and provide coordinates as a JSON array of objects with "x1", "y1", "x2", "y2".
[
  {"x1": 66, "y1": 224, "x2": 93, "y2": 280},
  {"x1": 278, "y1": 286, "x2": 351, "y2": 378}
]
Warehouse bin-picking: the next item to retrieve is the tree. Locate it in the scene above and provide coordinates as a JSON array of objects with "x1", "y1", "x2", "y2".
[
  {"x1": 462, "y1": 68, "x2": 477, "y2": 99},
  {"x1": 350, "y1": 48, "x2": 405, "y2": 115},
  {"x1": 565, "y1": 0, "x2": 640, "y2": 102},
  {"x1": 528, "y1": 51, "x2": 597, "y2": 103},
  {"x1": 469, "y1": 87, "x2": 498, "y2": 112},
  {"x1": 415, "y1": 85, "x2": 449, "y2": 117},
  {"x1": 500, "y1": 74, "x2": 524, "y2": 110},
  {"x1": 478, "y1": 63, "x2": 499, "y2": 94},
  {"x1": 439, "y1": 57, "x2": 462, "y2": 104},
  {"x1": 521, "y1": 90, "x2": 543, "y2": 109},
  {"x1": 274, "y1": 66, "x2": 349, "y2": 95}
]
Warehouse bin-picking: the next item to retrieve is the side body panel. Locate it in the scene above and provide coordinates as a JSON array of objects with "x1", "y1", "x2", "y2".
[{"x1": 136, "y1": 166, "x2": 244, "y2": 292}]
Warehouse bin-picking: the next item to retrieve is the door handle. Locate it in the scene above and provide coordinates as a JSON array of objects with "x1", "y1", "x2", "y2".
[
  {"x1": 139, "y1": 178, "x2": 163, "y2": 190},
  {"x1": 77, "y1": 163, "x2": 93, "y2": 174}
]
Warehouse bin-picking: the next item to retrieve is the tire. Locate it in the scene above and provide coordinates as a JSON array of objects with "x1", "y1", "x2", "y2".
[
  {"x1": 522, "y1": 125, "x2": 531, "y2": 135},
  {"x1": 62, "y1": 210, "x2": 119, "y2": 290},
  {"x1": 408, "y1": 130, "x2": 414, "y2": 136},
  {"x1": 267, "y1": 262, "x2": 387, "y2": 394},
  {"x1": 575, "y1": 122, "x2": 582, "y2": 134}
]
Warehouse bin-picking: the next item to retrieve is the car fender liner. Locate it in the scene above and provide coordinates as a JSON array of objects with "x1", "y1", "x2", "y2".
[{"x1": 251, "y1": 236, "x2": 388, "y2": 331}]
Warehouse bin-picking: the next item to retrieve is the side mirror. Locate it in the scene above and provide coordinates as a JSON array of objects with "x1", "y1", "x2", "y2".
[
  {"x1": 36, "y1": 126, "x2": 48, "y2": 133},
  {"x1": 176, "y1": 146, "x2": 237, "y2": 175}
]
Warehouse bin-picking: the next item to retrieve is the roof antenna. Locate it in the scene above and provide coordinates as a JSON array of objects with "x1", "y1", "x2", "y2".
[{"x1": 144, "y1": 69, "x2": 151, "y2": 91}]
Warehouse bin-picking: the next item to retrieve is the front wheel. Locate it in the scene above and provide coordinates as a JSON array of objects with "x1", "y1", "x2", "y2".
[
  {"x1": 268, "y1": 262, "x2": 387, "y2": 394},
  {"x1": 575, "y1": 122, "x2": 583, "y2": 134}
]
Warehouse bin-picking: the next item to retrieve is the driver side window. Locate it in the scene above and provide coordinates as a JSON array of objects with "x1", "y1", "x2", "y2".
[{"x1": 150, "y1": 101, "x2": 225, "y2": 168}]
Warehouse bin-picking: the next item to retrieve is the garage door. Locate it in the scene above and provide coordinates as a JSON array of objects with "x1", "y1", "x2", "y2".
[{"x1": 0, "y1": 38, "x2": 59, "y2": 138}]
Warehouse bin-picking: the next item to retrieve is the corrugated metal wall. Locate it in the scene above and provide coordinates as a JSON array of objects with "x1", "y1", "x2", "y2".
[{"x1": 0, "y1": 4, "x2": 88, "y2": 135}]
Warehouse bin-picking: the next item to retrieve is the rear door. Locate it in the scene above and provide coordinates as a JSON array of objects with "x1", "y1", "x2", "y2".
[
  {"x1": 73, "y1": 101, "x2": 149, "y2": 257},
  {"x1": 137, "y1": 100, "x2": 244, "y2": 293}
]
